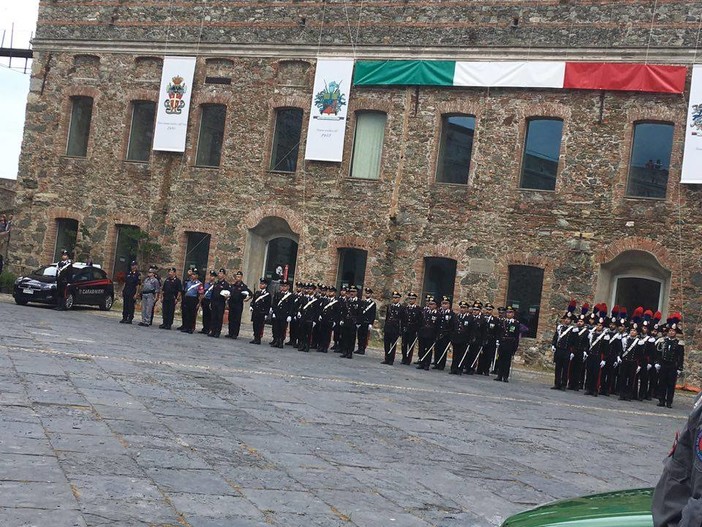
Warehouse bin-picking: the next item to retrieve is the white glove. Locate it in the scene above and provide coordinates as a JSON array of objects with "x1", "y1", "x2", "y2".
[
  {"x1": 296, "y1": 313, "x2": 302, "y2": 319},
  {"x1": 617, "y1": 356, "x2": 621, "y2": 364},
  {"x1": 583, "y1": 352, "x2": 588, "y2": 361},
  {"x1": 356, "y1": 324, "x2": 361, "y2": 329},
  {"x1": 496, "y1": 340, "x2": 500, "y2": 348},
  {"x1": 340, "y1": 321, "x2": 344, "y2": 326},
  {"x1": 249, "y1": 306, "x2": 253, "y2": 312},
  {"x1": 272, "y1": 313, "x2": 276, "y2": 319},
  {"x1": 269, "y1": 308, "x2": 273, "y2": 315},
  {"x1": 636, "y1": 366, "x2": 641, "y2": 374},
  {"x1": 647, "y1": 364, "x2": 652, "y2": 371},
  {"x1": 319, "y1": 316, "x2": 322, "y2": 321},
  {"x1": 286, "y1": 316, "x2": 291, "y2": 322},
  {"x1": 677, "y1": 370, "x2": 682, "y2": 376},
  {"x1": 569, "y1": 353, "x2": 575, "y2": 360},
  {"x1": 368, "y1": 324, "x2": 372, "y2": 330},
  {"x1": 332, "y1": 322, "x2": 336, "y2": 328},
  {"x1": 655, "y1": 363, "x2": 661, "y2": 372},
  {"x1": 445, "y1": 315, "x2": 450, "y2": 321},
  {"x1": 599, "y1": 360, "x2": 605, "y2": 368},
  {"x1": 312, "y1": 322, "x2": 316, "y2": 328}
]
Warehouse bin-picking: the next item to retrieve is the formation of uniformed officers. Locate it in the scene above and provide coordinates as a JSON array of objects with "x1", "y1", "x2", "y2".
[
  {"x1": 118, "y1": 262, "x2": 524, "y2": 380},
  {"x1": 551, "y1": 301, "x2": 685, "y2": 408}
]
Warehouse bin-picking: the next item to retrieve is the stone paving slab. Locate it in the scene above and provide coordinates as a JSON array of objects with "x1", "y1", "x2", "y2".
[{"x1": 0, "y1": 296, "x2": 694, "y2": 526}]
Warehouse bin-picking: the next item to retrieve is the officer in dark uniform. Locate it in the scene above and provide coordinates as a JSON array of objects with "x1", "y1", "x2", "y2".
[
  {"x1": 495, "y1": 306, "x2": 520, "y2": 382},
  {"x1": 200, "y1": 271, "x2": 216, "y2": 334},
  {"x1": 463, "y1": 302, "x2": 484, "y2": 374},
  {"x1": 339, "y1": 286, "x2": 362, "y2": 359},
  {"x1": 298, "y1": 284, "x2": 321, "y2": 352},
  {"x1": 312, "y1": 285, "x2": 328, "y2": 348},
  {"x1": 584, "y1": 315, "x2": 608, "y2": 396},
  {"x1": 226, "y1": 271, "x2": 252, "y2": 339},
  {"x1": 357, "y1": 288, "x2": 377, "y2": 355},
  {"x1": 317, "y1": 286, "x2": 339, "y2": 353},
  {"x1": 271, "y1": 280, "x2": 294, "y2": 348},
  {"x1": 181, "y1": 268, "x2": 203, "y2": 333},
  {"x1": 567, "y1": 310, "x2": 590, "y2": 390},
  {"x1": 159, "y1": 267, "x2": 182, "y2": 330},
  {"x1": 619, "y1": 324, "x2": 644, "y2": 401},
  {"x1": 551, "y1": 302, "x2": 576, "y2": 389},
  {"x1": 450, "y1": 301, "x2": 471, "y2": 374},
  {"x1": 652, "y1": 391, "x2": 702, "y2": 527},
  {"x1": 656, "y1": 319, "x2": 685, "y2": 408},
  {"x1": 477, "y1": 304, "x2": 499, "y2": 376},
  {"x1": 120, "y1": 260, "x2": 140, "y2": 324},
  {"x1": 416, "y1": 297, "x2": 440, "y2": 371},
  {"x1": 599, "y1": 311, "x2": 620, "y2": 396},
  {"x1": 249, "y1": 278, "x2": 271, "y2": 344},
  {"x1": 209, "y1": 268, "x2": 230, "y2": 338},
  {"x1": 648, "y1": 317, "x2": 664, "y2": 399},
  {"x1": 433, "y1": 296, "x2": 454, "y2": 370},
  {"x1": 287, "y1": 282, "x2": 304, "y2": 347},
  {"x1": 331, "y1": 287, "x2": 347, "y2": 352},
  {"x1": 54, "y1": 249, "x2": 72, "y2": 310},
  {"x1": 382, "y1": 291, "x2": 404, "y2": 365},
  {"x1": 402, "y1": 292, "x2": 422, "y2": 365}
]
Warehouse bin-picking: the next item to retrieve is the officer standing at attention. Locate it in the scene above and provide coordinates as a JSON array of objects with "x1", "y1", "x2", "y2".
[
  {"x1": 199, "y1": 271, "x2": 216, "y2": 334},
  {"x1": 494, "y1": 306, "x2": 520, "y2": 382},
  {"x1": 417, "y1": 297, "x2": 440, "y2": 371},
  {"x1": 652, "y1": 392, "x2": 702, "y2": 526},
  {"x1": 138, "y1": 267, "x2": 161, "y2": 327},
  {"x1": 227, "y1": 271, "x2": 252, "y2": 339},
  {"x1": 655, "y1": 316, "x2": 685, "y2": 409},
  {"x1": 357, "y1": 288, "x2": 377, "y2": 355},
  {"x1": 271, "y1": 280, "x2": 293, "y2": 348},
  {"x1": 250, "y1": 278, "x2": 271, "y2": 344},
  {"x1": 433, "y1": 296, "x2": 454, "y2": 371},
  {"x1": 450, "y1": 301, "x2": 471, "y2": 375},
  {"x1": 317, "y1": 286, "x2": 339, "y2": 353},
  {"x1": 209, "y1": 268, "x2": 230, "y2": 338},
  {"x1": 298, "y1": 283, "x2": 321, "y2": 352},
  {"x1": 381, "y1": 291, "x2": 404, "y2": 365},
  {"x1": 159, "y1": 267, "x2": 182, "y2": 330},
  {"x1": 339, "y1": 286, "x2": 362, "y2": 359},
  {"x1": 478, "y1": 304, "x2": 500, "y2": 376},
  {"x1": 402, "y1": 293, "x2": 422, "y2": 365},
  {"x1": 181, "y1": 268, "x2": 203, "y2": 334},
  {"x1": 120, "y1": 261, "x2": 141, "y2": 324}
]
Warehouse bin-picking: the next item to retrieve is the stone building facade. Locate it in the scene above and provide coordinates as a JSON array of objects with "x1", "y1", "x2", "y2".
[{"x1": 12, "y1": 1, "x2": 702, "y2": 375}]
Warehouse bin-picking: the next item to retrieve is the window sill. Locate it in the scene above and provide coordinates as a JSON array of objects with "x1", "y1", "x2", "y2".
[
  {"x1": 346, "y1": 177, "x2": 380, "y2": 183},
  {"x1": 192, "y1": 165, "x2": 221, "y2": 170},
  {"x1": 267, "y1": 169, "x2": 297, "y2": 175},
  {"x1": 123, "y1": 159, "x2": 150, "y2": 166},
  {"x1": 518, "y1": 187, "x2": 556, "y2": 193},
  {"x1": 433, "y1": 181, "x2": 469, "y2": 188},
  {"x1": 61, "y1": 155, "x2": 88, "y2": 160},
  {"x1": 623, "y1": 195, "x2": 666, "y2": 202}
]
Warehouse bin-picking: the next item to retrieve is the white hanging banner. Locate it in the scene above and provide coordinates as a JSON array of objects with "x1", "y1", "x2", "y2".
[
  {"x1": 681, "y1": 65, "x2": 702, "y2": 184},
  {"x1": 153, "y1": 56, "x2": 197, "y2": 152},
  {"x1": 304, "y1": 59, "x2": 355, "y2": 162}
]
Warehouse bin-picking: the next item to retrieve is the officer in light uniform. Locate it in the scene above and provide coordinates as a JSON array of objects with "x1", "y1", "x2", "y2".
[{"x1": 138, "y1": 267, "x2": 161, "y2": 327}]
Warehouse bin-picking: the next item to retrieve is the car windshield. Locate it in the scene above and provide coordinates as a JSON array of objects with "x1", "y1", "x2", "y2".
[{"x1": 32, "y1": 266, "x2": 57, "y2": 277}]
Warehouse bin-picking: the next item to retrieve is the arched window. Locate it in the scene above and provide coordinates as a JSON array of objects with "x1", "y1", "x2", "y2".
[
  {"x1": 270, "y1": 108, "x2": 303, "y2": 172},
  {"x1": 436, "y1": 114, "x2": 475, "y2": 184},
  {"x1": 337, "y1": 248, "x2": 368, "y2": 290},
  {"x1": 350, "y1": 111, "x2": 386, "y2": 180},
  {"x1": 520, "y1": 118, "x2": 563, "y2": 191},
  {"x1": 422, "y1": 257, "x2": 457, "y2": 303},
  {"x1": 54, "y1": 219, "x2": 78, "y2": 262},
  {"x1": 626, "y1": 121, "x2": 674, "y2": 199},
  {"x1": 195, "y1": 104, "x2": 227, "y2": 167},
  {"x1": 506, "y1": 265, "x2": 544, "y2": 337}
]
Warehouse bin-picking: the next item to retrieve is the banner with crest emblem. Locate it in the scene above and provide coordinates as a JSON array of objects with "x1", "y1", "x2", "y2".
[
  {"x1": 681, "y1": 65, "x2": 702, "y2": 184},
  {"x1": 153, "y1": 56, "x2": 197, "y2": 152},
  {"x1": 304, "y1": 59, "x2": 355, "y2": 162}
]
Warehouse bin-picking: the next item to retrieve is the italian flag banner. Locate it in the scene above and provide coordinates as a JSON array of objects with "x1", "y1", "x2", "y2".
[{"x1": 353, "y1": 60, "x2": 687, "y2": 94}]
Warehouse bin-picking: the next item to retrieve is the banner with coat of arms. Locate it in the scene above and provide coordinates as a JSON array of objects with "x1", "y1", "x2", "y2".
[
  {"x1": 681, "y1": 65, "x2": 702, "y2": 184},
  {"x1": 153, "y1": 56, "x2": 197, "y2": 152},
  {"x1": 304, "y1": 59, "x2": 355, "y2": 162}
]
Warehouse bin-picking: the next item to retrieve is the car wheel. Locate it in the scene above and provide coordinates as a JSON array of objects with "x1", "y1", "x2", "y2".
[
  {"x1": 64, "y1": 293, "x2": 75, "y2": 310},
  {"x1": 100, "y1": 295, "x2": 114, "y2": 311},
  {"x1": 14, "y1": 296, "x2": 29, "y2": 306}
]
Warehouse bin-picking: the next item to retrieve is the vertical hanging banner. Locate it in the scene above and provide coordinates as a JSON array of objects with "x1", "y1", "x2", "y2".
[
  {"x1": 681, "y1": 65, "x2": 702, "y2": 184},
  {"x1": 153, "y1": 56, "x2": 197, "y2": 152},
  {"x1": 304, "y1": 59, "x2": 355, "y2": 162}
]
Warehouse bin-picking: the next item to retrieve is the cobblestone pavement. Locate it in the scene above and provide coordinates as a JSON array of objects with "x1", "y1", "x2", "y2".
[{"x1": 0, "y1": 296, "x2": 692, "y2": 527}]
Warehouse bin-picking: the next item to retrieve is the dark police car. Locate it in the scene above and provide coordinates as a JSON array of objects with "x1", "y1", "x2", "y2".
[{"x1": 13, "y1": 262, "x2": 115, "y2": 311}]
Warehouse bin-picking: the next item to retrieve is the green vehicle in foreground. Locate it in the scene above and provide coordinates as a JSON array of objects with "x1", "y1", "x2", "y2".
[{"x1": 501, "y1": 488, "x2": 653, "y2": 527}]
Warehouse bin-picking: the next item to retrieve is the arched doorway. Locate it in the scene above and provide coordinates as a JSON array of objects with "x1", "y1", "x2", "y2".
[
  {"x1": 595, "y1": 250, "x2": 671, "y2": 316},
  {"x1": 244, "y1": 216, "x2": 299, "y2": 289}
]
